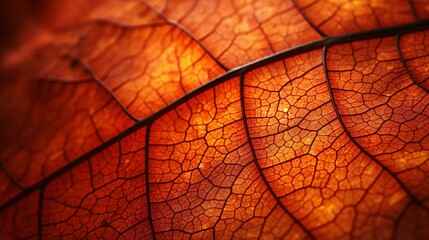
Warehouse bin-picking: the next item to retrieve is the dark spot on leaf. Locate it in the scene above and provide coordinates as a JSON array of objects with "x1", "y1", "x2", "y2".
[
  {"x1": 100, "y1": 220, "x2": 109, "y2": 227},
  {"x1": 69, "y1": 58, "x2": 79, "y2": 69}
]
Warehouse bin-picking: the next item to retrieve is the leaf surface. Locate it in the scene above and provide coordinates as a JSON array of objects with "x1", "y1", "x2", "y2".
[{"x1": 1, "y1": 0, "x2": 429, "y2": 239}]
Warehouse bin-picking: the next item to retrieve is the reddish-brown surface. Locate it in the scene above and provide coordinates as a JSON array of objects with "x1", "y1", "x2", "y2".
[{"x1": 0, "y1": 0, "x2": 429, "y2": 239}]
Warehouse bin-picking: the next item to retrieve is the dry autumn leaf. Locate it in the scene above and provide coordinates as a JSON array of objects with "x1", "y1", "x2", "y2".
[{"x1": 0, "y1": 0, "x2": 429, "y2": 239}]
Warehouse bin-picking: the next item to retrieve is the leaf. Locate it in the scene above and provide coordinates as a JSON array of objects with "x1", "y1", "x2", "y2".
[{"x1": 0, "y1": 0, "x2": 428, "y2": 239}]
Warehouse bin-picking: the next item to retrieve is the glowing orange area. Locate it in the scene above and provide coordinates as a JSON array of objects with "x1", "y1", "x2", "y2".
[
  {"x1": 295, "y1": 0, "x2": 416, "y2": 35},
  {"x1": 1, "y1": 0, "x2": 429, "y2": 239}
]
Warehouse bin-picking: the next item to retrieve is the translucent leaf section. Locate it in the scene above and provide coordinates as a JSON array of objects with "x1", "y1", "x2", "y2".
[
  {"x1": 244, "y1": 49, "x2": 429, "y2": 238},
  {"x1": 412, "y1": 0, "x2": 429, "y2": 19},
  {"x1": 326, "y1": 37, "x2": 429, "y2": 205},
  {"x1": 399, "y1": 30, "x2": 429, "y2": 91},
  {"x1": 0, "y1": 191, "x2": 39, "y2": 239},
  {"x1": 149, "y1": 78, "x2": 307, "y2": 239},
  {"x1": 0, "y1": 0, "x2": 225, "y2": 204},
  {"x1": 148, "y1": 0, "x2": 321, "y2": 68},
  {"x1": 0, "y1": 53, "x2": 134, "y2": 205},
  {"x1": 294, "y1": 0, "x2": 416, "y2": 35},
  {"x1": 68, "y1": 22, "x2": 225, "y2": 119},
  {"x1": 83, "y1": 0, "x2": 163, "y2": 25},
  {"x1": 41, "y1": 128, "x2": 149, "y2": 239}
]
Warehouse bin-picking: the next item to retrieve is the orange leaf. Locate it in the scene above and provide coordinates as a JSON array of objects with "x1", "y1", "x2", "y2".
[{"x1": 1, "y1": 0, "x2": 429, "y2": 239}]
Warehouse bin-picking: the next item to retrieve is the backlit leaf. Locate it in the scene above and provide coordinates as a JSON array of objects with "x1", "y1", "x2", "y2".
[{"x1": 1, "y1": 0, "x2": 429, "y2": 239}]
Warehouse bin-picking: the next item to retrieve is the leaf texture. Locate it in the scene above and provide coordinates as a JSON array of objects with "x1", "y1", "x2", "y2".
[{"x1": 0, "y1": 0, "x2": 429, "y2": 239}]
